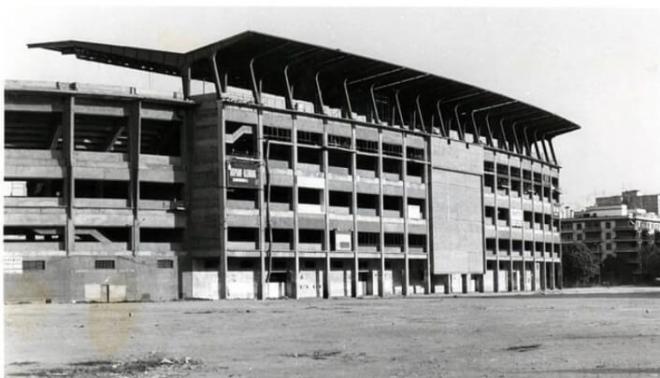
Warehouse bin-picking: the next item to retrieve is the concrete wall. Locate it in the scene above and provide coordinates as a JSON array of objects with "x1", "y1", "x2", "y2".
[
  {"x1": 4, "y1": 255, "x2": 178, "y2": 303},
  {"x1": 430, "y1": 139, "x2": 484, "y2": 275},
  {"x1": 431, "y1": 168, "x2": 484, "y2": 274}
]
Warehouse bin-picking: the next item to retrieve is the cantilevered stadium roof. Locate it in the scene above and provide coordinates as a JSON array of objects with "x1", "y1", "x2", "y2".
[{"x1": 29, "y1": 30, "x2": 579, "y2": 160}]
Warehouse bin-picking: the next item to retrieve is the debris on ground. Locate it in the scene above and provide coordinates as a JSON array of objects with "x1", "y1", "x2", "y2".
[
  {"x1": 505, "y1": 344, "x2": 542, "y2": 352},
  {"x1": 7, "y1": 354, "x2": 203, "y2": 377}
]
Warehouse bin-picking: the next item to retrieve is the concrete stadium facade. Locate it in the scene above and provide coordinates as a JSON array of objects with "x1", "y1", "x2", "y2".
[{"x1": 3, "y1": 31, "x2": 579, "y2": 302}]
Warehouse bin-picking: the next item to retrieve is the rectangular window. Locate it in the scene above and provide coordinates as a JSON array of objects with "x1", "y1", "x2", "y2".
[
  {"x1": 358, "y1": 232, "x2": 379, "y2": 246},
  {"x1": 406, "y1": 147, "x2": 425, "y2": 160},
  {"x1": 22, "y1": 260, "x2": 45, "y2": 271},
  {"x1": 297, "y1": 130, "x2": 322, "y2": 145},
  {"x1": 382, "y1": 143, "x2": 403, "y2": 157},
  {"x1": 157, "y1": 259, "x2": 174, "y2": 269},
  {"x1": 95, "y1": 260, "x2": 115, "y2": 270},
  {"x1": 328, "y1": 135, "x2": 351, "y2": 149},
  {"x1": 264, "y1": 126, "x2": 291, "y2": 141},
  {"x1": 356, "y1": 139, "x2": 378, "y2": 153}
]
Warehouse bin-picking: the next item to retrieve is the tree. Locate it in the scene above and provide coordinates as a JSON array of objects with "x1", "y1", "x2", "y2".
[
  {"x1": 602, "y1": 254, "x2": 634, "y2": 285},
  {"x1": 640, "y1": 230, "x2": 660, "y2": 281},
  {"x1": 562, "y1": 243, "x2": 599, "y2": 286}
]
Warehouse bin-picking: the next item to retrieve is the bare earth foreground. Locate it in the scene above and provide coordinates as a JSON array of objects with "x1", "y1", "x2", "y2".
[{"x1": 6, "y1": 288, "x2": 660, "y2": 377}]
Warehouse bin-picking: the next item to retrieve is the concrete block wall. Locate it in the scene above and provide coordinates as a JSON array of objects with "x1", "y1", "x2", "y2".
[{"x1": 4, "y1": 255, "x2": 178, "y2": 303}]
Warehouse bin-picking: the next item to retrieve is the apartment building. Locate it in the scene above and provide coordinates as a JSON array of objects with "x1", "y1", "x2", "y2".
[{"x1": 561, "y1": 202, "x2": 660, "y2": 281}]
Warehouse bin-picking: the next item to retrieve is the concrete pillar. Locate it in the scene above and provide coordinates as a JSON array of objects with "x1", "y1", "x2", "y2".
[
  {"x1": 129, "y1": 100, "x2": 141, "y2": 256},
  {"x1": 62, "y1": 95, "x2": 75, "y2": 255},
  {"x1": 402, "y1": 133, "x2": 410, "y2": 296},
  {"x1": 424, "y1": 136, "x2": 432, "y2": 294},
  {"x1": 377, "y1": 130, "x2": 385, "y2": 297},
  {"x1": 557, "y1": 262, "x2": 563, "y2": 289},
  {"x1": 351, "y1": 125, "x2": 359, "y2": 297},
  {"x1": 216, "y1": 101, "x2": 228, "y2": 299},
  {"x1": 257, "y1": 106, "x2": 266, "y2": 300},
  {"x1": 322, "y1": 120, "x2": 331, "y2": 299},
  {"x1": 550, "y1": 260, "x2": 556, "y2": 290},
  {"x1": 291, "y1": 114, "x2": 299, "y2": 299}
]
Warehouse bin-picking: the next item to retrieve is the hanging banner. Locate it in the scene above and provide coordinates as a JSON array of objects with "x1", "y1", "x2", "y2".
[{"x1": 227, "y1": 158, "x2": 260, "y2": 188}]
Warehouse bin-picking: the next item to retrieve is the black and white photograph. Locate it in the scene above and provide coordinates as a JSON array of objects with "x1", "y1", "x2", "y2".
[{"x1": 2, "y1": 2, "x2": 660, "y2": 377}]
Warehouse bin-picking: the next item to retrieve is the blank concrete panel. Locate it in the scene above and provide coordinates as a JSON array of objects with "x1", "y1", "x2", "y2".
[
  {"x1": 431, "y1": 138, "x2": 484, "y2": 174},
  {"x1": 227, "y1": 270, "x2": 256, "y2": 299},
  {"x1": 432, "y1": 168, "x2": 484, "y2": 274}
]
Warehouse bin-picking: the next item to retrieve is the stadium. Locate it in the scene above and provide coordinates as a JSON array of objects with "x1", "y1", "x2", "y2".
[{"x1": 3, "y1": 31, "x2": 579, "y2": 302}]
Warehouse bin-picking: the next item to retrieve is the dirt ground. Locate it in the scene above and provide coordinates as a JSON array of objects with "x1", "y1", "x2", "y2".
[{"x1": 5, "y1": 288, "x2": 660, "y2": 377}]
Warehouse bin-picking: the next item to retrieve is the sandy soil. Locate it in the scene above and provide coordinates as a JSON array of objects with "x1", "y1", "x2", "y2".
[{"x1": 5, "y1": 288, "x2": 660, "y2": 377}]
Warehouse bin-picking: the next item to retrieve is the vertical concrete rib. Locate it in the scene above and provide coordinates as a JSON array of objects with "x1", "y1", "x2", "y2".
[
  {"x1": 62, "y1": 95, "x2": 75, "y2": 256},
  {"x1": 507, "y1": 161, "x2": 513, "y2": 292},
  {"x1": 378, "y1": 129, "x2": 385, "y2": 297},
  {"x1": 292, "y1": 114, "x2": 300, "y2": 299},
  {"x1": 323, "y1": 120, "x2": 331, "y2": 298},
  {"x1": 217, "y1": 100, "x2": 228, "y2": 299},
  {"x1": 129, "y1": 100, "x2": 141, "y2": 256},
  {"x1": 351, "y1": 124, "x2": 359, "y2": 297},
  {"x1": 493, "y1": 152, "x2": 500, "y2": 292},
  {"x1": 256, "y1": 108, "x2": 266, "y2": 300},
  {"x1": 424, "y1": 135, "x2": 432, "y2": 294},
  {"x1": 402, "y1": 133, "x2": 410, "y2": 296}
]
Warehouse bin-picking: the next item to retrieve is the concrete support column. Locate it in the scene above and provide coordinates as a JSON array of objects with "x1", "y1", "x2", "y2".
[
  {"x1": 550, "y1": 260, "x2": 556, "y2": 290},
  {"x1": 62, "y1": 95, "x2": 75, "y2": 255},
  {"x1": 291, "y1": 115, "x2": 300, "y2": 299},
  {"x1": 377, "y1": 130, "x2": 385, "y2": 297},
  {"x1": 257, "y1": 108, "x2": 266, "y2": 300},
  {"x1": 351, "y1": 124, "x2": 359, "y2": 297},
  {"x1": 402, "y1": 133, "x2": 410, "y2": 296},
  {"x1": 531, "y1": 260, "x2": 537, "y2": 291},
  {"x1": 493, "y1": 156, "x2": 500, "y2": 292},
  {"x1": 217, "y1": 101, "x2": 228, "y2": 299},
  {"x1": 424, "y1": 137, "x2": 432, "y2": 294},
  {"x1": 323, "y1": 120, "x2": 331, "y2": 299},
  {"x1": 541, "y1": 260, "x2": 548, "y2": 290},
  {"x1": 557, "y1": 262, "x2": 563, "y2": 289},
  {"x1": 129, "y1": 100, "x2": 141, "y2": 256}
]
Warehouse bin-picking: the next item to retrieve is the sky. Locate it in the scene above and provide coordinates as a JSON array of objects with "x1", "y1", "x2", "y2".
[{"x1": 2, "y1": 5, "x2": 659, "y2": 209}]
